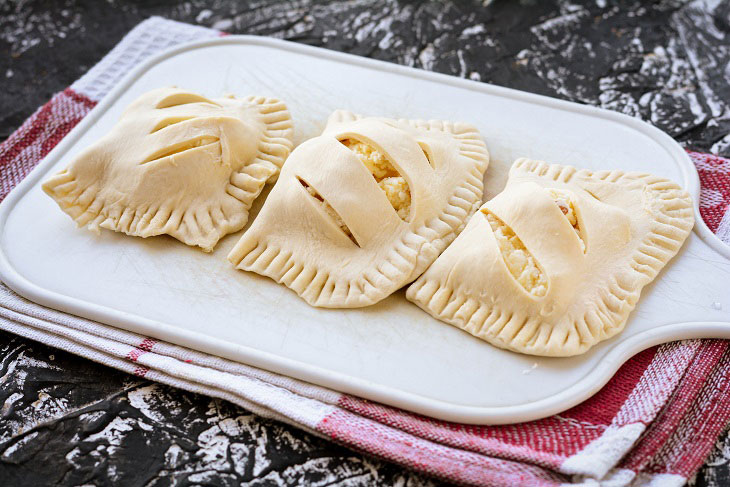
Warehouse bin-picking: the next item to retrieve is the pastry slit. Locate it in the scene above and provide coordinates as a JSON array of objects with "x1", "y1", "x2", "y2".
[
  {"x1": 483, "y1": 210, "x2": 548, "y2": 298},
  {"x1": 340, "y1": 138, "x2": 412, "y2": 221},
  {"x1": 418, "y1": 142, "x2": 435, "y2": 168},
  {"x1": 584, "y1": 188, "x2": 603, "y2": 202},
  {"x1": 547, "y1": 188, "x2": 587, "y2": 253},
  {"x1": 156, "y1": 92, "x2": 221, "y2": 109},
  {"x1": 141, "y1": 136, "x2": 220, "y2": 164},
  {"x1": 150, "y1": 116, "x2": 196, "y2": 133},
  {"x1": 296, "y1": 176, "x2": 360, "y2": 247}
]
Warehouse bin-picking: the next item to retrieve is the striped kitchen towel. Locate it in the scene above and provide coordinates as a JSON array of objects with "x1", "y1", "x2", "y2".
[{"x1": 1, "y1": 17, "x2": 730, "y2": 487}]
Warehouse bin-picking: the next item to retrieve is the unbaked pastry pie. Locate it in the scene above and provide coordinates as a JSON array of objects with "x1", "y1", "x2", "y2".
[
  {"x1": 42, "y1": 87, "x2": 294, "y2": 251},
  {"x1": 228, "y1": 110, "x2": 489, "y2": 308},
  {"x1": 407, "y1": 158, "x2": 694, "y2": 356}
]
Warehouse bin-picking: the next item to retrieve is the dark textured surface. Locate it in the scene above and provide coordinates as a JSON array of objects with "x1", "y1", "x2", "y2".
[{"x1": 1, "y1": 0, "x2": 729, "y2": 485}]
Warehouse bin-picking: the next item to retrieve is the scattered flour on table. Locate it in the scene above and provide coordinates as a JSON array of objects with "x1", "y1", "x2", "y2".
[{"x1": 0, "y1": 7, "x2": 84, "y2": 56}]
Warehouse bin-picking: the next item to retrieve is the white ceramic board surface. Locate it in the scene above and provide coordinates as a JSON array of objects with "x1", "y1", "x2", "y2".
[{"x1": 1, "y1": 37, "x2": 729, "y2": 424}]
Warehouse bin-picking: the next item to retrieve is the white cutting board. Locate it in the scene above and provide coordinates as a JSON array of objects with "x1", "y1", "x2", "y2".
[{"x1": 1, "y1": 37, "x2": 729, "y2": 424}]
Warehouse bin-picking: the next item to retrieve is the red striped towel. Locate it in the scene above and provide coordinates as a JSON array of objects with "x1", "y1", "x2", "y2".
[{"x1": 1, "y1": 17, "x2": 729, "y2": 487}]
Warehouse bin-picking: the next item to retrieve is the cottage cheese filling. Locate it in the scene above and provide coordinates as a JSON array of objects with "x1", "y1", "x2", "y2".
[{"x1": 342, "y1": 139, "x2": 411, "y2": 220}]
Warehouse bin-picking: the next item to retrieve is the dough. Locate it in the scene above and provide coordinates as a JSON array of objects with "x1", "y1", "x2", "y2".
[
  {"x1": 43, "y1": 87, "x2": 294, "y2": 251},
  {"x1": 228, "y1": 110, "x2": 489, "y2": 308},
  {"x1": 407, "y1": 158, "x2": 694, "y2": 356}
]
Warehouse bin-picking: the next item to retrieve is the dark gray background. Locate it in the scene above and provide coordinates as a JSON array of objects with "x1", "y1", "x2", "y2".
[{"x1": 1, "y1": 1, "x2": 729, "y2": 485}]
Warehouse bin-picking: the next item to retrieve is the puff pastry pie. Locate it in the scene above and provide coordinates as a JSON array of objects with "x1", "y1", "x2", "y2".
[
  {"x1": 43, "y1": 87, "x2": 294, "y2": 251},
  {"x1": 407, "y1": 158, "x2": 694, "y2": 356},
  {"x1": 228, "y1": 110, "x2": 489, "y2": 308}
]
